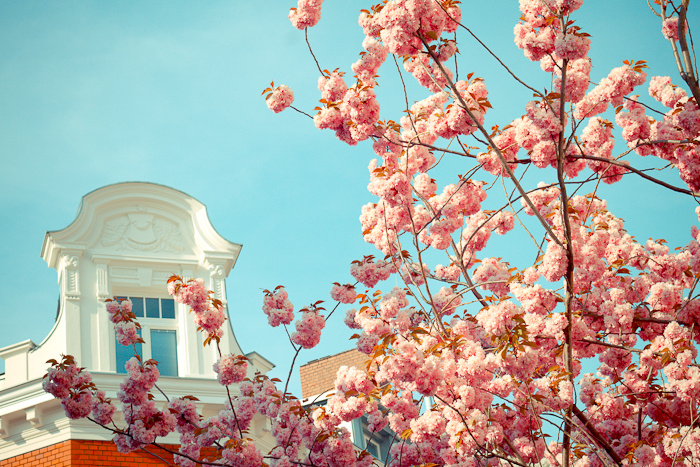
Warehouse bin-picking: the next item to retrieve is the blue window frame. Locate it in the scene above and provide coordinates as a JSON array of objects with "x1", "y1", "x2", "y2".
[
  {"x1": 115, "y1": 329, "x2": 142, "y2": 374},
  {"x1": 113, "y1": 297, "x2": 178, "y2": 376},
  {"x1": 150, "y1": 329, "x2": 178, "y2": 377}
]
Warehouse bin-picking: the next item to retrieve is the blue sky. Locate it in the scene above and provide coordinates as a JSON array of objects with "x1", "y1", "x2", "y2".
[{"x1": 0, "y1": 0, "x2": 698, "y2": 397}]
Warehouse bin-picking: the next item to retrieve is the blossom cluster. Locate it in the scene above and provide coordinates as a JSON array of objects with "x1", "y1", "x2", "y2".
[
  {"x1": 262, "y1": 286, "x2": 295, "y2": 327},
  {"x1": 661, "y1": 16, "x2": 686, "y2": 42},
  {"x1": 330, "y1": 283, "x2": 357, "y2": 304},
  {"x1": 288, "y1": 0, "x2": 323, "y2": 30},
  {"x1": 43, "y1": 356, "x2": 108, "y2": 421},
  {"x1": 106, "y1": 298, "x2": 143, "y2": 347},
  {"x1": 213, "y1": 354, "x2": 248, "y2": 386},
  {"x1": 291, "y1": 304, "x2": 326, "y2": 349},
  {"x1": 168, "y1": 276, "x2": 225, "y2": 338},
  {"x1": 326, "y1": 184, "x2": 700, "y2": 466},
  {"x1": 615, "y1": 76, "x2": 700, "y2": 191},
  {"x1": 265, "y1": 84, "x2": 295, "y2": 114}
]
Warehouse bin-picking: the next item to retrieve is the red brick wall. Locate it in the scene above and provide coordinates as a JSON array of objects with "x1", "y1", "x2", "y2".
[
  {"x1": 0, "y1": 440, "x2": 219, "y2": 466},
  {"x1": 299, "y1": 348, "x2": 369, "y2": 399},
  {"x1": 0, "y1": 441, "x2": 71, "y2": 467}
]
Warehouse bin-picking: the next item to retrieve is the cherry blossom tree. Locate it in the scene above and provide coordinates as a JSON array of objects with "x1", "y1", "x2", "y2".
[{"x1": 44, "y1": 0, "x2": 700, "y2": 466}]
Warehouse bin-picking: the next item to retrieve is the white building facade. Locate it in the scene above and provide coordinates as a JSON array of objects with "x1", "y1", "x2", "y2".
[{"x1": 0, "y1": 182, "x2": 275, "y2": 462}]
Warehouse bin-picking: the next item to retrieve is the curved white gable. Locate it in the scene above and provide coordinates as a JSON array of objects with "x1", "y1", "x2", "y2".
[{"x1": 42, "y1": 182, "x2": 241, "y2": 270}]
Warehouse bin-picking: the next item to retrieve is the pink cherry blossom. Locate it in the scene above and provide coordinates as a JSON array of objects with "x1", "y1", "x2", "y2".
[
  {"x1": 554, "y1": 31, "x2": 590, "y2": 61},
  {"x1": 262, "y1": 287, "x2": 295, "y2": 327},
  {"x1": 661, "y1": 16, "x2": 685, "y2": 41},
  {"x1": 115, "y1": 321, "x2": 139, "y2": 346},
  {"x1": 330, "y1": 283, "x2": 357, "y2": 304},
  {"x1": 91, "y1": 391, "x2": 116, "y2": 425},
  {"x1": 291, "y1": 308, "x2": 325, "y2": 349},
  {"x1": 350, "y1": 256, "x2": 394, "y2": 288},
  {"x1": 574, "y1": 65, "x2": 646, "y2": 119},
  {"x1": 45, "y1": 2, "x2": 700, "y2": 466},
  {"x1": 288, "y1": 0, "x2": 324, "y2": 30},
  {"x1": 266, "y1": 85, "x2": 295, "y2": 113},
  {"x1": 213, "y1": 354, "x2": 248, "y2": 386}
]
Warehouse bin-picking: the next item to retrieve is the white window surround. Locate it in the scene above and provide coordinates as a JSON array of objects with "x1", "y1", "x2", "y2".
[
  {"x1": 110, "y1": 294, "x2": 185, "y2": 377},
  {"x1": 114, "y1": 321, "x2": 179, "y2": 375}
]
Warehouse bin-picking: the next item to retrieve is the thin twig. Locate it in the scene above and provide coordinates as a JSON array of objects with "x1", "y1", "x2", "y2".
[
  {"x1": 573, "y1": 154, "x2": 699, "y2": 196},
  {"x1": 290, "y1": 106, "x2": 314, "y2": 119},
  {"x1": 305, "y1": 28, "x2": 324, "y2": 76}
]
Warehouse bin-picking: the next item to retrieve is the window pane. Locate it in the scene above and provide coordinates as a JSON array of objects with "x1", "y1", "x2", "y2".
[
  {"x1": 367, "y1": 442, "x2": 379, "y2": 459},
  {"x1": 146, "y1": 298, "x2": 160, "y2": 318},
  {"x1": 131, "y1": 297, "x2": 144, "y2": 317},
  {"x1": 161, "y1": 299, "x2": 175, "y2": 319},
  {"x1": 151, "y1": 330, "x2": 178, "y2": 377},
  {"x1": 116, "y1": 329, "x2": 141, "y2": 374}
]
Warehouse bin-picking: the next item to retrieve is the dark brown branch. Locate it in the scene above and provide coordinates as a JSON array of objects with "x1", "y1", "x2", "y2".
[
  {"x1": 573, "y1": 154, "x2": 699, "y2": 196},
  {"x1": 572, "y1": 406, "x2": 623, "y2": 465},
  {"x1": 87, "y1": 417, "x2": 224, "y2": 467},
  {"x1": 678, "y1": 0, "x2": 700, "y2": 104},
  {"x1": 139, "y1": 446, "x2": 171, "y2": 465},
  {"x1": 153, "y1": 383, "x2": 170, "y2": 403},
  {"x1": 578, "y1": 338, "x2": 641, "y2": 353}
]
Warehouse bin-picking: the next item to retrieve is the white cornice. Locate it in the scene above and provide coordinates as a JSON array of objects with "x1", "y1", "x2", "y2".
[
  {"x1": 0, "y1": 374, "x2": 278, "y2": 461},
  {"x1": 0, "y1": 379, "x2": 54, "y2": 416},
  {"x1": 90, "y1": 254, "x2": 200, "y2": 266},
  {"x1": 245, "y1": 351, "x2": 275, "y2": 374},
  {"x1": 0, "y1": 341, "x2": 36, "y2": 360}
]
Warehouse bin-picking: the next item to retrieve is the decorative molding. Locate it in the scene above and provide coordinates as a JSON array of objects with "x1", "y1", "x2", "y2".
[
  {"x1": 24, "y1": 407, "x2": 43, "y2": 429},
  {"x1": 99, "y1": 213, "x2": 184, "y2": 253},
  {"x1": 110, "y1": 268, "x2": 138, "y2": 278},
  {"x1": 61, "y1": 255, "x2": 80, "y2": 300},
  {"x1": 209, "y1": 264, "x2": 224, "y2": 278},
  {"x1": 153, "y1": 270, "x2": 173, "y2": 281},
  {"x1": 181, "y1": 267, "x2": 194, "y2": 282},
  {"x1": 208, "y1": 264, "x2": 226, "y2": 302},
  {"x1": 4, "y1": 183, "x2": 259, "y2": 459},
  {"x1": 0, "y1": 340, "x2": 36, "y2": 359},
  {"x1": 96, "y1": 264, "x2": 109, "y2": 300},
  {"x1": 62, "y1": 255, "x2": 79, "y2": 269},
  {"x1": 0, "y1": 416, "x2": 7, "y2": 439}
]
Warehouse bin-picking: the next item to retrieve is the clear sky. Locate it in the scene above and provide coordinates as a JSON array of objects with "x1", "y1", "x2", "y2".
[{"x1": 0, "y1": 0, "x2": 698, "y2": 397}]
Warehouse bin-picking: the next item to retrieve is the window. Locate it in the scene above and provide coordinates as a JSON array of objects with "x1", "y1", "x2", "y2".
[
  {"x1": 115, "y1": 329, "x2": 142, "y2": 372},
  {"x1": 150, "y1": 329, "x2": 178, "y2": 376},
  {"x1": 125, "y1": 297, "x2": 175, "y2": 319},
  {"x1": 115, "y1": 297, "x2": 179, "y2": 377},
  {"x1": 350, "y1": 416, "x2": 393, "y2": 463},
  {"x1": 366, "y1": 440, "x2": 379, "y2": 459}
]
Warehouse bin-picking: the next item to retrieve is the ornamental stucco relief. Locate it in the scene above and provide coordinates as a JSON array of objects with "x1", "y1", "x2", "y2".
[
  {"x1": 62, "y1": 254, "x2": 80, "y2": 298},
  {"x1": 153, "y1": 270, "x2": 174, "y2": 281},
  {"x1": 209, "y1": 264, "x2": 226, "y2": 301},
  {"x1": 99, "y1": 213, "x2": 184, "y2": 253}
]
